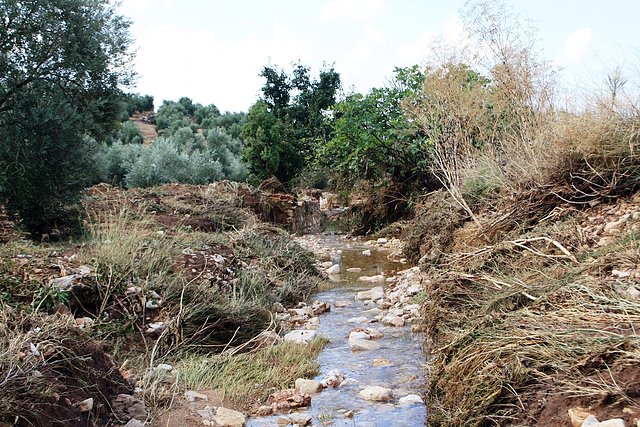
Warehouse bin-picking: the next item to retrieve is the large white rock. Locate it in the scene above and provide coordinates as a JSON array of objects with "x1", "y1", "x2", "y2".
[
  {"x1": 294, "y1": 378, "x2": 323, "y2": 395},
  {"x1": 382, "y1": 316, "x2": 405, "y2": 327},
  {"x1": 216, "y1": 407, "x2": 246, "y2": 427},
  {"x1": 283, "y1": 330, "x2": 317, "y2": 344},
  {"x1": 358, "y1": 386, "x2": 393, "y2": 402},
  {"x1": 597, "y1": 419, "x2": 625, "y2": 427},
  {"x1": 356, "y1": 287, "x2": 384, "y2": 301},
  {"x1": 358, "y1": 275, "x2": 385, "y2": 283},
  {"x1": 349, "y1": 338, "x2": 380, "y2": 351},
  {"x1": 325, "y1": 264, "x2": 341, "y2": 275},
  {"x1": 398, "y1": 394, "x2": 424, "y2": 405},
  {"x1": 288, "y1": 412, "x2": 312, "y2": 426}
]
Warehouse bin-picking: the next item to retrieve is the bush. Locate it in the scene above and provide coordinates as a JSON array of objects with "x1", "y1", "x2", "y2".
[
  {"x1": 118, "y1": 120, "x2": 143, "y2": 144},
  {"x1": 123, "y1": 93, "x2": 154, "y2": 116},
  {"x1": 0, "y1": 96, "x2": 97, "y2": 238},
  {"x1": 125, "y1": 138, "x2": 224, "y2": 188},
  {"x1": 94, "y1": 140, "x2": 142, "y2": 185}
]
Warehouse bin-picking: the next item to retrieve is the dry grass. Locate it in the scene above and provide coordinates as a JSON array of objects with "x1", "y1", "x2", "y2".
[{"x1": 422, "y1": 217, "x2": 640, "y2": 426}]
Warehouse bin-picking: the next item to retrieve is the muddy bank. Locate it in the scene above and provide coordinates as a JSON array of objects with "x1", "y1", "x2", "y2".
[{"x1": 402, "y1": 188, "x2": 640, "y2": 426}]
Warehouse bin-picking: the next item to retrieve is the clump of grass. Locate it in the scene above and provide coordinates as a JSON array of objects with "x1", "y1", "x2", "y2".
[
  {"x1": 232, "y1": 224, "x2": 321, "y2": 306},
  {"x1": 175, "y1": 338, "x2": 328, "y2": 410}
]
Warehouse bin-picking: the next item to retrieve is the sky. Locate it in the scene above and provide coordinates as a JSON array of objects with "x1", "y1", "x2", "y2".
[{"x1": 117, "y1": 0, "x2": 640, "y2": 112}]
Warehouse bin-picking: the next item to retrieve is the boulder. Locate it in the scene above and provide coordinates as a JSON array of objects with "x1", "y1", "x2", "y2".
[
  {"x1": 349, "y1": 338, "x2": 380, "y2": 351},
  {"x1": 325, "y1": 264, "x2": 341, "y2": 275},
  {"x1": 288, "y1": 413, "x2": 312, "y2": 426},
  {"x1": 356, "y1": 287, "x2": 384, "y2": 301},
  {"x1": 358, "y1": 386, "x2": 393, "y2": 402},
  {"x1": 382, "y1": 316, "x2": 405, "y2": 327},
  {"x1": 112, "y1": 394, "x2": 147, "y2": 423},
  {"x1": 398, "y1": 394, "x2": 424, "y2": 405},
  {"x1": 358, "y1": 275, "x2": 385, "y2": 283},
  {"x1": 268, "y1": 389, "x2": 311, "y2": 411},
  {"x1": 283, "y1": 330, "x2": 317, "y2": 344},
  {"x1": 321, "y1": 369, "x2": 345, "y2": 388},
  {"x1": 295, "y1": 378, "x2": 323, "y2": 395},
  {"x1": 598, "y1": 420, "x2": 625, "y2": 427},
  {"x1": 197, "y1": 406, "x2": 246, "y2": 427}
]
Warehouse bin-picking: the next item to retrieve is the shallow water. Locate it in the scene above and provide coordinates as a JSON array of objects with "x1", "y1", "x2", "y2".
[{"x1": 248, "y1": 236, "x2": 427, "y2": 427}]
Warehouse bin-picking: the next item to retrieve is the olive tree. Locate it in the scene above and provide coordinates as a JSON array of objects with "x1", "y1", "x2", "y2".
[{"x1": 0, "y1": 0, "x2": 134, "y2": 238}]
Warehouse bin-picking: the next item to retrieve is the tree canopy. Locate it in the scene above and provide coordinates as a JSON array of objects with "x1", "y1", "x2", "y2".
[{"x1": 0, "y1": 0, "x2": 135, "y2": 237}]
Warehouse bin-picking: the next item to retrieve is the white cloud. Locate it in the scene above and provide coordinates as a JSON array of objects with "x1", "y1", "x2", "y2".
[
  {"x1": 321, "y1": 0, "x2": 386, "y2": 21},
  {"x1": 564, "y1": 27, "x2": 592, "y2": 63}
]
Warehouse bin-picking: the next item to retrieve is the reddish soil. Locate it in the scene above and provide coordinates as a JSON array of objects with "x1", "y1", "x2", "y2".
[
  {"x1": 524, "y1": 357, "x2": 640, "y2": 426},
  {"x1": 130, "y1": 113, "x2": 157, "y2": 145}
]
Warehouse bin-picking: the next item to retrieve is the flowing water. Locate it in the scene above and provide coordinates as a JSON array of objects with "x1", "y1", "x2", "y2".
[{"x1": 248, "y1": 236, "x2": 427, "y2": 427}]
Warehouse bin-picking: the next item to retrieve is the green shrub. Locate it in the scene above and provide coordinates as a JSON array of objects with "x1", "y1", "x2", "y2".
[
  {"x1": 0, "y1": 96, "x2": 97, "y2": 238},
  {"x1": 118, "y1": 120, "x2": 143, "y2": 144},
  {"x1": 125, "y1": 138, "x2": 224, "y2": 188},
  {"x1": 94, "y1": 140, "x2": 142, "y2": 185}
]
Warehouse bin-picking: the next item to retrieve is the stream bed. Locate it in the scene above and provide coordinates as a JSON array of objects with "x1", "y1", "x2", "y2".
[{"x1": 248, "y1": 236, "x2": 427, "y2": 426}]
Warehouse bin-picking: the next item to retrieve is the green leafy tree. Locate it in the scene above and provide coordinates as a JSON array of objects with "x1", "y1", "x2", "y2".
[
  {"x1": 123, "y1": 94, "x2": 154, "y2": 117},
  {"x1": 0, "y1": 0, "x2": 134, "y2": 238},
  {"x1": 319, "y1": 66, "x2": 432, "y2": 187},
  {"x1": 242, "y1": 100, "x2": 300, "y2": 183},
  {"x1": 243, "y1": 63, "x2": 341, "y2": 184},
  {"x1": 155, "y1": 100, "x2": 194, "y2": 135}
]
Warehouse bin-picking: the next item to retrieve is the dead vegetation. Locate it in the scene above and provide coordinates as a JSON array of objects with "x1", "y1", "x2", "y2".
[{"x1": 0, "y1": 182, "x2": 323, "y2": 425}]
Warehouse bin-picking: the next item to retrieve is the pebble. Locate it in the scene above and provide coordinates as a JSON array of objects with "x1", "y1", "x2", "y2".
[
  {"x1": 184, "y1": 390, "x2": 208, "y2": 402},
  {"x1": 372, "y1": 358, "x2": 394, "y2": 367},
  {"x1": 75, "y1": 397, "x2": 93, "y2": 412}
]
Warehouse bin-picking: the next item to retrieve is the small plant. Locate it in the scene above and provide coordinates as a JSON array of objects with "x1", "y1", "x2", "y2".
[{"x1": 31, "y1": 285, "x2": 70, "y2": 312}]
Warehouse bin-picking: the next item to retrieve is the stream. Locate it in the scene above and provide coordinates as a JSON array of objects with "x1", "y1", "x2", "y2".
[{"x1": 248, "y1": 236, "x2": 427, "y2": 426}]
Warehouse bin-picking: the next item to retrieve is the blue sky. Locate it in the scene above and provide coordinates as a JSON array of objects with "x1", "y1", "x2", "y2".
[{"x1": 119, "y1": 0, "x2": 640, "y2": 112}]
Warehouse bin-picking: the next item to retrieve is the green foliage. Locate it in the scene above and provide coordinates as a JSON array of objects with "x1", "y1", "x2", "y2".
[
  {"x1": 94, "y1": 140, "x2": 142, "y2": 186},
  {"x1": 0, "y1": 0, "x2": 134, "y2": 238},
  {"x1": 125, "y1": 138, "x2": 224, "y2": 188},
  {"x1": 242, "y1": 100, "x2": 301, "y2": 183},
  {"x1": 0, "y1": 92, "x2": 99, "y2": 238},
  {"x1": 243, "y1": 63, "x2": 341, "y2": 184},
  {"x1": 319, "y1": 66, "x2": 433, "y2": 187},
  {"x1": 155, "y1": 100, "x2": 194, "y2": 135},
  {"x1": 118, "y1": 120, "x2": 143, "y2": 144},
  {"x1": 123, "y1": 93, "x2": 154, "y2": 116}
]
